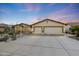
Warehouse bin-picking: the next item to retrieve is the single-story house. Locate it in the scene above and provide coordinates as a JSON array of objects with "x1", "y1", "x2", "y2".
[
  {"x1": 31, "y1": 19, "x2": 66, "y2": 35},
  {"x1": 14, "y1": 23, "x2": 31, "y2": 34}
]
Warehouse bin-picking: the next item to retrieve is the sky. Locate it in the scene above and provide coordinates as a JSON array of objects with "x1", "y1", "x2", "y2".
[{"x1": 0, "y1": 3, "x2": 79, "y2": 24}]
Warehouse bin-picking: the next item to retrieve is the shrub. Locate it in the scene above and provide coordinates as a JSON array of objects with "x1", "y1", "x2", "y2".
[{"x1": 71, "y1": 26, "x2": 79, "y2": 37}]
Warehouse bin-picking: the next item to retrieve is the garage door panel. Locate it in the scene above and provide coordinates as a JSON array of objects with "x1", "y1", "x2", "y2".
[
  {"x1": 34, "y1": 27, "x2": 42, "y2": 34},
  {"x1": 45, "y1": 27, "x2": 62, "y2": 34}
]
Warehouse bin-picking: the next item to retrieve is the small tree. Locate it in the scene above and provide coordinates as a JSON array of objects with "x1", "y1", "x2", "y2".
[
  {"x1": 4, "y1": 27, "x2": 10, "y2": 34},
  {"x1": 71, "y1": 26, "x2": 79, "y2": 37}
]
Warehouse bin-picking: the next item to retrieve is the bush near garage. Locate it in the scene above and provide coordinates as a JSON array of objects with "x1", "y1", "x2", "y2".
[
  {"x1": 70, "y1": 26, "x2": 79, "y2": 37},
  {"x1": 0, "y1": 27, "x2": 9, "y2": 42},
  {"x1": 0, "y1": 26, "x2": 17, "y2": 42}
]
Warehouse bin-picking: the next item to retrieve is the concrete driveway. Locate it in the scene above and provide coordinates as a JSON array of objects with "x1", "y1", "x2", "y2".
[{"x1": 0, "y1": 35, "x2": 79, "y2": 56}]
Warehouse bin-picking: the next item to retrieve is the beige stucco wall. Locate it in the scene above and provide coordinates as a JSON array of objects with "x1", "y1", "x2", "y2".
[
  {"x1": 14, "y1": 25, "x2": 31, "y2": 33},
  {"x1": 22, "y1": 26, "x2": 31, "y2": 32},
  {"x1": 15, "y1": 26, "x2": 22, "y2": 33},
  {"x1": 32, "y1": 20, "x2": 66, "y2": 33},
  {"x1": 0, "y1": 28, "x2": 5, "y2": 32}
]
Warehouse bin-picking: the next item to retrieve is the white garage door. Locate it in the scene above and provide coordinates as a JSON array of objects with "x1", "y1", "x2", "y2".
[
  {"x1": 34, "y1": 27, "x2": 42, "y2": 34},
  {"x1": 45, "y1": 27, "x2": 62, "y2": 34}
]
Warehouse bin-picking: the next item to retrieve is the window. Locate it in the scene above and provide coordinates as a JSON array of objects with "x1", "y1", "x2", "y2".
[{"x1": 42, "y1": 27, "x2": 45, "y2": 33}]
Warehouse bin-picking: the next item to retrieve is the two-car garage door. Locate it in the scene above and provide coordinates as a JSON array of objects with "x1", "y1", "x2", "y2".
[
  {"x1": 33, "y1": 27, "x2": 63, "y2": 34},
  {"x1": 45, "y1": 27, "x2": 62, "y2": 34}
]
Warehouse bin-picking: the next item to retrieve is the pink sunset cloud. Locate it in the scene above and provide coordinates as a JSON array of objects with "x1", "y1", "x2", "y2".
[
  {"x1": 0, "y1": 9, "x2": 11, "y2": 13},
  {"x1": 19, "y1": 4, "x2": 41, "y2": 12},
  {"x1": 46, "y1": 4, "x2": 79, "y2": 23},
  {"x1": 66, "y1": 20, "x2": 79, "y2": 22},
  {"x1": 27, "y1": 4, "x2": 40, "y2": 12},
  {"x1": 47, "y1": 4, "x2": 74, "y2": 16}
]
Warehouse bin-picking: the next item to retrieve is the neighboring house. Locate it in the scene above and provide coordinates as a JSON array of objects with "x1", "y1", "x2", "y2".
[
  {"x1": 65, "y1": 25, "x2": 71, "y2": 33},
  {"x1": 68, "y1": 22, "x2": 79, "y2": 26},
  {"x1": 13, "y1": 24, "x2": 22, "y2": 33},
  {"x1": 14, "y1": 23, "x2": 31, "y2": 34},
  {"x1": 31, "y1": 19, "x2": 66, "y2": 35},
  {"x1": 66, "y1": 22, "x2": 79, "y2": 34},
  {"x1": 0, "y1": 26, "x2": 5, "y2": 33},
  {"x1": 0, "y1": 23, "x2": 8, "y2": 33}
]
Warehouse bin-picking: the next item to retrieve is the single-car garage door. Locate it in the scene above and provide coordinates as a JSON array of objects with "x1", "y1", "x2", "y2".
[
  {"x1": 34, "y1": 27, "x2": 42, "y2": 34},
  {"x1": 45, "y1": 27, "x2": 63, "y2": 34}
]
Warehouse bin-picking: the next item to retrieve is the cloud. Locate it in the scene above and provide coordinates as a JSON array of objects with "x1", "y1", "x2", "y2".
[
  {"x1": 47, "y1": 3, "x2": 56, "y2": 6},
  {"x1": 47, "y1": 14, "x2": 75, "y2": 23},
  {"x1": 0, "y1": 8, "x2": 11, "y2": 14},
  {"x1": 19, "y1": 3, "x2": 41, "y2": 12},
  {"x1": 46, "y1": 4, "x2": 79, "y2": 23},
  {"x1": 27, "y1": 4, "x2": 40, "y2": 12}
]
